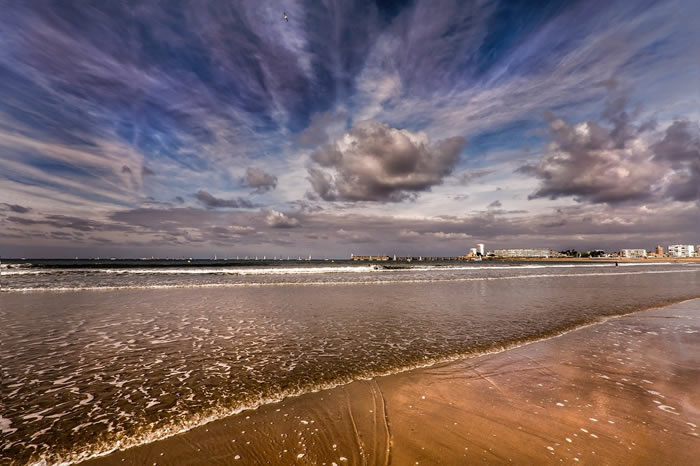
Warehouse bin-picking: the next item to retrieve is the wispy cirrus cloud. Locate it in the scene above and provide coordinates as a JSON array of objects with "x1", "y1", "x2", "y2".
[{"x1": 0, "y1": 0, "x2": 698, "y2": 256}]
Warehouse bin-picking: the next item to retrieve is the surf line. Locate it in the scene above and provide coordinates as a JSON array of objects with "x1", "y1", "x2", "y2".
[{"x1": 3, "y1": 268, "x2": 699, "y2": 293}]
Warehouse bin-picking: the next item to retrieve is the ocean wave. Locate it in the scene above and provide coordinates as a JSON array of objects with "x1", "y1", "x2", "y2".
[
  {"x1": 1, "y1": 265, "x2": 382, "y2": 276},
  {"x1": 1, "y1": 261, "x2": 690, "y2": 277},
  {"x1": 3, "y1": 268, "x2": 698, "y2": 293}
]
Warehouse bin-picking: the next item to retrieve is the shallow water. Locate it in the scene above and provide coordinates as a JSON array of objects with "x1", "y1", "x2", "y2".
[{"x1": 1, "y1": 261, "x2": 699, "y2": 464}]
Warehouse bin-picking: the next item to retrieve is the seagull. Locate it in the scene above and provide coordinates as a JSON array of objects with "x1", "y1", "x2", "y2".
[{"x1": 283, "y1": 12, "x2": 288, "y2": 22}]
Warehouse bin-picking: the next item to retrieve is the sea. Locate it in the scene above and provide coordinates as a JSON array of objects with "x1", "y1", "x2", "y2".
[{"x1": 1, "y1": 259, "x2": 699, "y2": 465}]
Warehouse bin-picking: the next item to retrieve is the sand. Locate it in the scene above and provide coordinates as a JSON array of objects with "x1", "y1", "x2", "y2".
[{"x1": 82, "y1": 299, "x2": 700, "y2": 465}]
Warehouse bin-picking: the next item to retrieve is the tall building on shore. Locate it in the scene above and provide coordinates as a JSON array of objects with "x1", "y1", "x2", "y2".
[
  {"x1": 668, "y1": 245, "x2": 695, "y2": 258},
  {"x1": 656, "y1": 245, "x2": 664, "y2": 256},
  {"x1": 477, "y1": 243, "x2": 484, "y2": 256}
]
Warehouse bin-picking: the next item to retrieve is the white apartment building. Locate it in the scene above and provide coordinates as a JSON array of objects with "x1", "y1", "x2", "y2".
[
  {"x1": 492, "y1": 248, "x2": 559, "y2": 258},
  {"x1": 668, "y1": 244, "x2": 696, "y2": 258},
  {"x1": 620, "y1": 249, "x2": 647, "y2": 258}
]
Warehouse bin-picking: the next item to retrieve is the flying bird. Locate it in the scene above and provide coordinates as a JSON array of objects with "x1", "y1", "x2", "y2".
[{"x1": 283, "y1": 12, "x2": 288, "y2": 22}]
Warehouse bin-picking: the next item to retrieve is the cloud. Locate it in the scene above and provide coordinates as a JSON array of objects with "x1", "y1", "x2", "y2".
[
  {"x1": 1, "y1": 0, "x2": 698, "y2": 258},
  {"x1": 194, "y1": 190, "x2": 256, "y2": 209},
  {"x1": 264, "y1": 209, "x2": 300, "y2": 228},
  {"x1": 431, "y1": 231, "x2": 471, "y2": 240},
  {"x1": 454, "y1": 169, "x2": 495, "y2": 185},
  {"x1": 488, "y1": 200, "x2": 502, "y2": 209},
  {"x1": 524, "y1": 98, "x2": 700, "y2": 205},
  {"x1": 244, "y1": 167, "x2": 278, "y2": 194},
  {"x1": 295, "y1": 111, "x2": 347, "y2": 147},
  {"x1": 336, "y1": 228, "x2": 374, "y2": 243},
  {"x1": 651, "y1": 120, "x2": 700, "y2": 202},
  {"x1": 307, "y1": 121, "x2": 465, "y2": 202},
  {"x1": 523, "y1": 100, "x2": 662, "y2": 204},
  {"x1": 6, "y1": 214, "x2": 130, "y2": 232},
  {"x1": 3, "y1": 204, "x2": 31, "y2": 214},
  {"x1": 209, "y1": 225, "x2": 256, "y2": 242}
]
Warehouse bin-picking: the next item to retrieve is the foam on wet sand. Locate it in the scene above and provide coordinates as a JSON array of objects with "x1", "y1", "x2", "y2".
[{"x1": 82, "y1": 299, "x2": 700, "y2": 465}]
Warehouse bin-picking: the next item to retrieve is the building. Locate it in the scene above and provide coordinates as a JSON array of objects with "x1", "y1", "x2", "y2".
[
  {"x1": 469, "y1": 248, "x2": 478, "y2": 256},
  {"x1": 620, "y1": 249, "x2": 647, "y2": 259},
  {"x1": 477, "y1": 243, "x2": 485, "y2": 256},
  {"x1": 491, "y1": 248, "x2": 561, "y2": 258},
  {"x1": 350, "y1": 255, "x2": 390, "y2": 261},
  {"x1": 668, "y1": 245, "x2": 696, "y2": 258},
  {"x1": 656, "y1": 245, "x2": 664, "y2": 256}
]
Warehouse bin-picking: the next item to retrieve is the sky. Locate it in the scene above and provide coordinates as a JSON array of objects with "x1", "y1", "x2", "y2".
[{"x1": 0, "y1": 0, "x2": 698, "y2": 258}]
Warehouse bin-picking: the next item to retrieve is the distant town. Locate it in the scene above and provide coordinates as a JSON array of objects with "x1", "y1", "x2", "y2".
[{"x1": 351, "y1": 243, "x2": 700, "y2": 261}]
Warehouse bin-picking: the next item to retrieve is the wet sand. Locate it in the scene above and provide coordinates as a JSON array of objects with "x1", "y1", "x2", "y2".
[{"x1": 83, "y1": 299, "x2": 700, "y2": 465}]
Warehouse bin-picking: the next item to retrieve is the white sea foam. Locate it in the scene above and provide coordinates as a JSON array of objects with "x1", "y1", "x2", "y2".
[
  {"x1": 6, "y1": 266, "x2": 383, "y2": 276},
  {"x1": 1, "y1": 270, "x2": 54, "y2": 276},
  {"x1": 3, "y1": 268, "x2": 698, "y2": 293},
  {"x1": 30, "y1": 299, "x2": 695, "y2": 466},
  {"x1": 0, "y1": 415, "x2": 17, "y2": 434}
]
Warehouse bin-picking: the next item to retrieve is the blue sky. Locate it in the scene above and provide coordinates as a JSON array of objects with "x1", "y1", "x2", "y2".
[{"x1": 0, "y1": 0, "x2": 698, "y2": 257}]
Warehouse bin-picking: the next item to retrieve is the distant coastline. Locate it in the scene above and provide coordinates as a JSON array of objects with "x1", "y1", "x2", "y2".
[{"x1": 488, "y1": 257, "x2": 700, "y2": 263}]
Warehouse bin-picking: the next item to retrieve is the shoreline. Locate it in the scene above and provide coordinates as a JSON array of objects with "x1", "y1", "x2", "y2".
[
  {"x1": 78, "y1": 297, "x2": 700, "y2": 465},
  {"x1": 4, "y1": 266, "x2": 699, "y2": 294}
]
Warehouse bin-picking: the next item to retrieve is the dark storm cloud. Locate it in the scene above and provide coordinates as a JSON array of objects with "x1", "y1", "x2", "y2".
[
  {"x1": 243, "y1": 167, "x2": 278, "y2": 194},
  {"x1": 307, "y1": 121, "x2": 465, "y2": 202},
  {"x1": 194, "y1": 190, "x2": 257, "y2": 209}
]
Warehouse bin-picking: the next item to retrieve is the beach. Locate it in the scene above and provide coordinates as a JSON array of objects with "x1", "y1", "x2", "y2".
[
  {"x1": 2, "y1": 261, "x2": 699, "y2": 464},
  {"x1": 81, "y1": 298, "x2": 700, "y2": 465}
]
